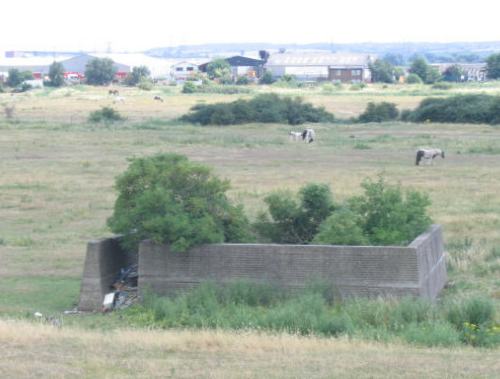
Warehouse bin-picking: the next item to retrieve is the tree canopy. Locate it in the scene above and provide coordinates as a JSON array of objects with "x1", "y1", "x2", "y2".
[
  {"x1": 85, "y1": 58, "x2": 117, "y2": 85},
  {"x1": 486, "y1": 53, "x2": 500, "y2": 79},
  {"x1": 48, "y1": 61, "x2": 65, "y2": 87}
]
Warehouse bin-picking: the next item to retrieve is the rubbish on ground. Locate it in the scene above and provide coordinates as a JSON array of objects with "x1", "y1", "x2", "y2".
[
  {"x1": 102, "y1": 292, "x2": 116, "y2": 311},
  {"x1": 102, "y1": 263, "x2": 139, "y2": 312}
]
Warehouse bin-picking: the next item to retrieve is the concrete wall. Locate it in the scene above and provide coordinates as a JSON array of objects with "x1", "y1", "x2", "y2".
[
  {"x1": 78, "y1": 236, "x2": 136, "y2": 311},
  {"x1": 79, "y1": 225, "x2": 446, "y2": 310},
  {"x1": 138, "y1": 225, "x2": 446, "y2": 301}
]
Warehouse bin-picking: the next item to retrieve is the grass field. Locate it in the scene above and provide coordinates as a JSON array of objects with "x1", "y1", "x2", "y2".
[{"x1": 1, "y1": 83, "x2": 499, "y2": 377}]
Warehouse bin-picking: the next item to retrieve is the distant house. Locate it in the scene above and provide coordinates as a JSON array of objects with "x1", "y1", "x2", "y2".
[
  {"x1": 171, "y1": 61, "x2": 199, "y2": 81},
  {"x1": 431, "y1": 63, "x2": 487, "y2": 82},
  {"x1": 264, "y1": 52, "x2": 374, "y2": 82},
  {"x1": 199, "y1": 56, "x2": 265, "y2": 79}
]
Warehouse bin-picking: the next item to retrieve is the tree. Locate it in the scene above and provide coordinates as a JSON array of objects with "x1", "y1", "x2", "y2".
[
  {"x1": 125, "y1": 65, "x2": 151, "y2": 86},
  {"x1": 443, "y1": 64, "x2": 464, "y2": 82},
  {"x1": 206, "y1": 58, "x2": 232, "y2": 83},
  {"x1": 409, "y1": 57, "x2": 429, "y2": 82},
  {"x1": 383, "y1": 53, "x2": 405, "y2": 66},
  {"x1": 107, "y1": 153, "x2": 251, "y2": 252},
  {"x1": 369, "y1": 59, "x2": 395, "y2": 83},
  {"x1": 486, "y1": 53, "x2": 500, "y2": 79},
  {"x1": 85, "y1": 58, "x2": 116, "y2": 85},
  {"x1": 6, "y1": 69, "x2": 32, "y2": 87},
  {"x1": 48, "y1": 61, "x2": 65, "y2": 87},
  {"x1": 409, "y1": 57, "x2": 441, "y2": 84}
]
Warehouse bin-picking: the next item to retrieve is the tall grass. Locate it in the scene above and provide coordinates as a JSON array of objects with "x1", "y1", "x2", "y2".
[{"x1": 124, "y1": 282, "x2": 499, "y2": 348}]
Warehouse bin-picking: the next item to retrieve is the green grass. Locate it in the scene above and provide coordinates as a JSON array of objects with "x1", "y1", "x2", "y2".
[{"x1": 0, "y1": 276, "x2": 80, "y2": 315}]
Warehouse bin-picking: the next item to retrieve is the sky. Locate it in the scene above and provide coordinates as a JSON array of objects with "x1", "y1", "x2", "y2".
[{"x1": 2, "y1": 0, "x2": 500, "y2": 52}]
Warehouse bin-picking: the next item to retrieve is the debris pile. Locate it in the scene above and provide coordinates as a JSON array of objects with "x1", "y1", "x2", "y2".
[{"x1": 102, "y1": 263, "x2": 139, "y2": 312}]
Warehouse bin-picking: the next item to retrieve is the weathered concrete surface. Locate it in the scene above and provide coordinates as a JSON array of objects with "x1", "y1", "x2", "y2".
[
  {"x1": 78, "y1": 237, "x2": 136, "y2": 311},
  {"x1": 79, "y1": 225, "x2": 447, "y2": 310},
  {"x1": 138, "y1": 225, "x2": 446, "y2": 301}
]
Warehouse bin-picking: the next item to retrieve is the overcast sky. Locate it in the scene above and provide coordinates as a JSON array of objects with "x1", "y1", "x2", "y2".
[{"x1": 2, "y1": 0, "x2": 500, "y2": 52}]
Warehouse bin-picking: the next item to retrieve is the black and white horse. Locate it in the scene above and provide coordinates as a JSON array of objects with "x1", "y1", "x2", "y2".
[
  {"x1": 302, "y1": 128, "x2": 315, "y2": 143},
  {"x1": 154, "y1": 96, "x2": 164, "y2": 102},
  {"x1": 416, "y1": 148, "x2": 445, "y2": 165}
]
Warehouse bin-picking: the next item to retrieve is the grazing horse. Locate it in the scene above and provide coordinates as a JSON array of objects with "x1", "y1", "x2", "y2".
[
  {"x1": 113, "y1": 96, "x2": 125, "y2": 103},
  {"x1": 289, "y1": 131, "x2": 302, "y2": 141},
  {"x1": 302, "y1": 128, "x2": 315, "y2": 143},
  {"x1": 154, "y1": 96, "x2": 164, "y2": 102},
  {"x1": 108, "y1": 89, "x2": 119, "y2": 96},
  {"x1": 416, "y1": 148, "x2": 445, "y2": 165}
]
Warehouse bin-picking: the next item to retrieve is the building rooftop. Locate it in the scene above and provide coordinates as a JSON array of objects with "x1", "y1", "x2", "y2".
[{"x1": 266, "y1": 52, "x2": 374, "y2": 67}]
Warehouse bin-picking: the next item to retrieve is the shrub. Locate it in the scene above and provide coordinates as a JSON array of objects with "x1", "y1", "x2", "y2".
[
  {"x1": 358, "y1": 102, "x2": 399, "y2": 123},
  {"x1": 349, "y1": 175, "x2": 432, "y2": 245},
  {"x1": 88, "y1": 107, "x2": 125, "y2": 123},
  {"x1": 407, "y1": 94, "x2": 500, "y2": 124},
  {"x1": 349, "y1": 83, "x2": 366, "y2": 91},
  {"x1": 182, "y1": 81, "x2": 197, "y2": 93},
  {"x1": 137, "y1": 78, "x2": 153, "y2": 91},
  {"x1": 85, "y1": 58, "x2": 116, "y2": 85},
  {"x1": 181, "y1": 94, "x2": 334, "y2": 126},
  {"x1": 6, "y1": 69, "x2": 32, "y2": 87},
  {"x1": 313, "y1": 208, "x2": 368, "y2": 245},
  {"x1": 259, "y1": 70, "x2": 275, "y2": 84},
  {"x1": 236, "y1": 76, "x2": 249, "y2": 85},
  {"x1": 406, "y1": 73, "x2": 423, "y2": 84},
  {"x1": 254, "y1": 183, "x2": 335, "y2": 244},
  {"x1": 125, "y1": 65, "x2": 151, "y2": 86},
  {"x1": 431, "y1": 82, "x2": 452, "y2": 90},
  {"x1": 107, "y1": 153, "x2": 251, "y2": 252}
]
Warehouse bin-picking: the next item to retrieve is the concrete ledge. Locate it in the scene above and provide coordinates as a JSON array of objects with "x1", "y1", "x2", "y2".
[{"x1": 79, "y1": 225, "x2": 447, "y2": 310}]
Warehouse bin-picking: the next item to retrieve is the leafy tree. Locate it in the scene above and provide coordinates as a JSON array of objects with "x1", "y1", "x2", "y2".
[
  {"x1": 425, "y1": 66, "x2": 442, "y2": 84},
  {"x1": 85, "y1": 57, "x2": 116, "y2": 85},
  {"x1": 369, "y1": 59, "x2": 395, "y2": 83},
  {"x1": 486, "y1": 53, "x2": 500, "y2": 79},
  {"x1": 48, "y1": 61, "x2": 65, "y2": 87},
  {"x1": 6, "y1": 69, "x2": 32, "y2": 87},
  {"x1": 182, "y1": 81, "x2": 197, "y2": 93},
  {"x1": 349, "y1": 176, "x2": 431, "y2": 245},
  {"x1": 125, "y1": 65, "x2": 151, "y2": 86},
  {"x1": 107, "y1": 153, "x2": 251, "y2": 252},
  {"x1": 442, "y1": 65, "x2": 464, "y2": 82},
  {"x1": 409, "y1": 57, "x2": 441, "y2": 84},
  {"x1": 206, "y1": 58, "x2": 232, "y2": 83},
  {"x1": 409, "y1": 57, "x2": 429, "y2": 82},
  {"x1": 254, "y1": 183, "x2": 335, "y2": 244},
  {"x1": 313, "y1": 208, "x2": 368, "y2": 245}
]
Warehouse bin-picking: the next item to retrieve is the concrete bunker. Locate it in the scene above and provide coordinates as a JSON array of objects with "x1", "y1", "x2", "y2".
[{"x1": 78, "y1": 225, "x2": 447, "y2": 311}]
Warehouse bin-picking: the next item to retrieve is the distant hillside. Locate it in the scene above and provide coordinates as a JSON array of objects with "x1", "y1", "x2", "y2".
[{"x1": 146, "y1": 41, "x2": 500, "y2": 63}]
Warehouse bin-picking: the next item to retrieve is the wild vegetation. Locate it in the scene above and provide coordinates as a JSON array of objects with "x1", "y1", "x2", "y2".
[
  {"x1": 1, "y1": 83, "x2": 500, "y2": 376},
  {"x1": 181, "y1": 93, "x2": 334, "y2": 125}
]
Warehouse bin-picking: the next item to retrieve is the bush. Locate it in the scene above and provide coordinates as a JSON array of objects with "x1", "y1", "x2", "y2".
[
  {"x1": 431, "y1": 82, "x2": 452, "y2": 90},
  {"x1": 313, "y1": 208, "x2": 368, "y2": 245},
  {"x1": 349, "y1": 175, "x2": 432, "y2": 245},
  {"x1": 349, "y1": 83, "x2": 366, "y2": 91},
  {"x1": 406, "y1": 73, "x2": 423, "y2": 84},
  {"x1": 137, "y1": 78, "x2": 153, "y2": 91},
  {"x1": 259, "y1": 71, "x2": 275, "y2": 84},
  {"x1": 406, "y1": 94, "x2": 500, "y2": 124},
  {"x1": 236, "y1": 76, "x2": 249, "y2": 85},
  {"x1": 88, "y1": 107, "x2": 125, "y2": 123},
  {"x1": 358, "y1": 102, "x2": 399, "y2": 123},
  {"x1": 107, "y1": 153, "x2": 251, "y2": 252},
  {"x1": 181, "y1": 94, "x2": 334, "y2": 126},
  {"x1": 182, "y1": 81, "x2": 197, "y2": 93},
  {"x1": 6, "y1": 69, "x2": 32, "y2": 87},
  {"x1": 255, "y1": 183, "x2": 335, "y2": 244}
]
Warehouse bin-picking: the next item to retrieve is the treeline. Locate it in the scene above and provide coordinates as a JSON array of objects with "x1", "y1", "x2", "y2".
[{"x1": 355, "y1": 95, "x2": 500, "y2": 125}]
